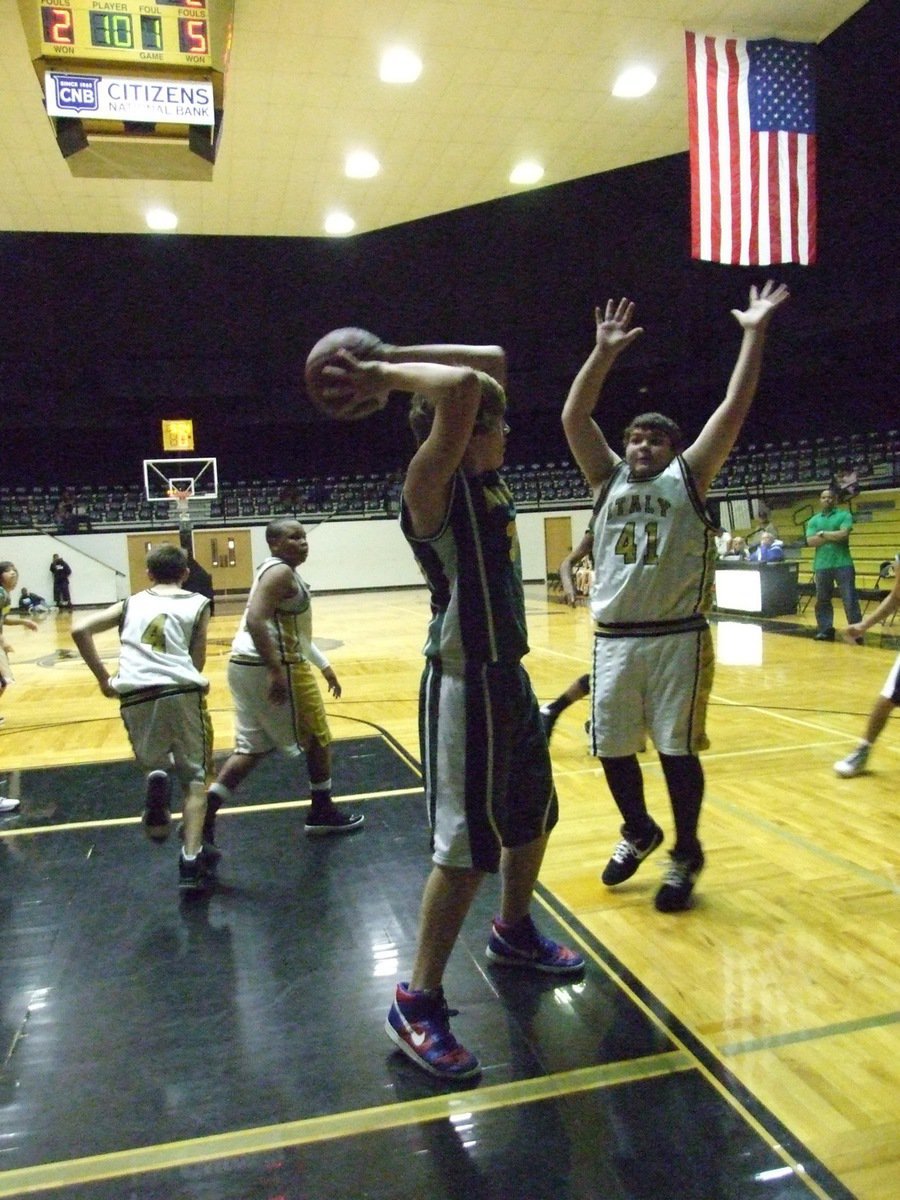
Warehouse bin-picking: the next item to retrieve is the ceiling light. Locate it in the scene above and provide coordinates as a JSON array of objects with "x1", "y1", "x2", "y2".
[
  {"x1": 379, "y1": 47, "x2": 422, "y2": 84},
  {"x1": 324, "y1": 211, "x2": 355, "y2": 236},
  {"x1": 145, "y1": 207, "x2": 178, "y2": 231},
  {"x1": 509, "y1": 160, "x2": 544, "y2": 186},
  {"x1": 345, "y1": 150, "x2": 380, "y2": 179},
  {"x1": 612, "y1": 66, "x2": 657, "y2": 98}
]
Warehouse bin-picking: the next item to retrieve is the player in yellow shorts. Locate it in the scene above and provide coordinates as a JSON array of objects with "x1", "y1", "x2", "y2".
[{"x1": 206, "y1": 519, "x2": 363, "y2": 842}]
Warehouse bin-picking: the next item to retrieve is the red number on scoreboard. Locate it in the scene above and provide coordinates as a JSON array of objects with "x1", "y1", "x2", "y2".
[
  {"x1": 178, "y1": 18, "x2": 209, "y2": 55},
  {"x1": 42, "y1": 6, "x2": 75, "y2": 46}
]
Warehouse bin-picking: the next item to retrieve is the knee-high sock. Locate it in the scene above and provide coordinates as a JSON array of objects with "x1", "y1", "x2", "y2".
[
  {"x1": 659, "y1": 753, "x2": 704, "y2": 857},
  {"x1": 599, "y1": 755, "x2": 653, "y2": 835}
]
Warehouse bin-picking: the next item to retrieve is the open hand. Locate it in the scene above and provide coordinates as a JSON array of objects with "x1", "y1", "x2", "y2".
[
  {"x1": 731, "y1": 281, "x2": 790, "y2": 330},
  {"x1": 594, "y1": 298, "x2": 644, "y2": 357}
]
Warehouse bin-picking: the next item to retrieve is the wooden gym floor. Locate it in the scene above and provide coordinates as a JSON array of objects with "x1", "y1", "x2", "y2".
[{"x1": 0, "y1": 585, "x2": 897, "y2": 1199}]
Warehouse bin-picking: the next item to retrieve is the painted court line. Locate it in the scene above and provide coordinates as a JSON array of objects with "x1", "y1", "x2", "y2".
[
  {"x1": 720, "y1": 1010, "x2": 900, "y2": 1057},
  {"x1": 0, "y1": 1054, "x2": 691, "y2": 1198},
  {"x1": 0, "y1": 788, "x2": 421, "y2": 840}
]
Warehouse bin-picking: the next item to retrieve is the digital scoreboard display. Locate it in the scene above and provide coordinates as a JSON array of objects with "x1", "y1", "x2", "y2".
[
  {"x1": 25, "y1": 2, "x2": 226, "y2": 71},
  {"x1": 18, "y1": 0, "x2": 234, "y2": 175}
]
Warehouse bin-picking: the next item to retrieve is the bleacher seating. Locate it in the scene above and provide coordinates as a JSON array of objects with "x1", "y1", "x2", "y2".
[{"x1": 2, "y1": 430, "x2": 897, "y2": 535}]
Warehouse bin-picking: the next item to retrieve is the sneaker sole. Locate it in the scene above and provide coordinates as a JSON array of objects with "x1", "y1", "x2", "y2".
[
  {"x1": 485, "y1": 945, "x2": 585, "y2": 975},
  {"x1": 304, "y1": 815, "x2": 365, "y2": 837},
  {"x1": 654, "y1": 887, "x2": 699, "y2": 913},
  {"x1": 384, "y1": 1019, "x2": 481, "y2": 1081}
]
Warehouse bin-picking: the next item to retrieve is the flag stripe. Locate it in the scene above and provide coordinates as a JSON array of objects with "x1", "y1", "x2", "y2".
[
  {"x1": 805, "y1": 134, "x2": 817, "y2": 264},
  {"x1": 686, "y1": 31, "x2": 702, "y2": 258},
  {"x1": 685, "y1": 31, "x2": 816, "y2": 266}
]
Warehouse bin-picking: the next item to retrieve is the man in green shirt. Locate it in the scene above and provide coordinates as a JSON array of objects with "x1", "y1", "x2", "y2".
[{"x1": 805, "y1": 487, "x2": 862, "y2": 641}]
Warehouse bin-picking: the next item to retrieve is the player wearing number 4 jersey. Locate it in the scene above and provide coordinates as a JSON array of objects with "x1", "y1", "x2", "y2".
[
  {"x1": 72, "y1": 544, "x2": 215, "y2": 893},
  {"x1": 563, "y1": 283, "x2": 789, "y2": 912}
]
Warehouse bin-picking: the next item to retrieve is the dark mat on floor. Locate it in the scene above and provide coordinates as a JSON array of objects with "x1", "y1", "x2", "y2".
[
  {"x1": 2, "y1": 734, "x2": 419, "y2": 826},
  {"x1": 0, "y1": 741, "x2": 854, "y2": 1200}
]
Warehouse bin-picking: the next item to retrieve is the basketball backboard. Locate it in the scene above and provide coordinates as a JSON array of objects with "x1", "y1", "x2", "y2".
[{"x1": 143, "y1": 457, "x2": 218, "y2": 502}]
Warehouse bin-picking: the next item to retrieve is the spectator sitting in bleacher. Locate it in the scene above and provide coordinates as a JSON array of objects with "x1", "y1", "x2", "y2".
[
  {"x1": 746, "y1": 512, "x2": 779, "y2": 547},
  {"x1": 719, "y1": 535, "x2": 749, "y2": 560},
  {"x1": 747, "y1": 532, "x2": 784, "y2": 563},
  {"x1": 833, "y1": 464, "x2": 860, "y2": 501}
]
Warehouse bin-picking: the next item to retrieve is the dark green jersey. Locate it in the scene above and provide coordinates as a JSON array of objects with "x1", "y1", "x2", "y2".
[{"x1": 401, "y1": 469, "x2": 529, "y2": 670}]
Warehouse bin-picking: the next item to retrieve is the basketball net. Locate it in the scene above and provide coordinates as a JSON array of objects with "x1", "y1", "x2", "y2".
[{"x1": 168, "y1": 487, "x2": 193, "y2": 527}]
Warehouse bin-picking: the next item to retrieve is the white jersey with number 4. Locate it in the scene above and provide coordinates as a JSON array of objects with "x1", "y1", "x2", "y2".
[
  {"x1": 589, "y1": 456, "x2": 718, "y2": 630},
  {"x1": 112, "y1": 588, "x2": 210, "y2": 695}
]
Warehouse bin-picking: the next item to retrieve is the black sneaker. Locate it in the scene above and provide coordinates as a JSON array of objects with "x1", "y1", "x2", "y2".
[
  {"x1": 813, "y1": 629, "x2": 835, "y2": 641},
  {"x1": 654, "y1": 850, "x2": 705, "y2": 912},
  {"x1": 143, "y1": 773, "x2": 172, "y2": 842},
  {"x1": 539, "y1": 705, "x2": 559, "y2": 742},
  {"x1": 176, "y1": 822, "x2": 221, "y2": 866},
  {"x1": 178, "y1": 846, "x2": 217, "y2": 893},
  {"x1": 304, "y1": 807, "x2": 364, "y2": 837},
  {"x1": 601, "y1": 819, "x2": 664, "y2": 886}
]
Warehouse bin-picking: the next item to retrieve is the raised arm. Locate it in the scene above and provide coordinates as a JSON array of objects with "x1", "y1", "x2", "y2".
[
  {"x1": 683, "y1": 282, "x2": 789, "y2": 493},
  {"x1": 384, "y1": 342, "x2": 506, "y2": 389},
  {"x1": 323, "y1": 347, "x2": 501, "y2": 537},
  {"x1": 562, "y1": 299, "x2": 643, "y2": 493}
]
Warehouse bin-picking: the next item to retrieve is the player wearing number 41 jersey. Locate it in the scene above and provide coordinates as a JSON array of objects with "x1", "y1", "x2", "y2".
[
  {"x1": 72, "y1": 544, "x2": 215, "y2": 893},
  {"x1": 563, "y1": 283, "x2": 789, "y2": 912}
]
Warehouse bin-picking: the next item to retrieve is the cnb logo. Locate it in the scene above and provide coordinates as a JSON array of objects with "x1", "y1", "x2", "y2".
[{"x1": 51, "y1": 74, "x2": 100, "y2": 112}]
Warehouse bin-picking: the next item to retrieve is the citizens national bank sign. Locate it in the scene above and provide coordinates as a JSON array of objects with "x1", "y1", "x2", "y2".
[{"x1": 45, "y1": 72, "x2": 215, "y2": 125}]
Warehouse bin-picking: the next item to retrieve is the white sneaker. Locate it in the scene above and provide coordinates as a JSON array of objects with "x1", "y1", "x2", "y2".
[
  {"x1": 834, "y1": 745, "x2": 870, "y2": 777},
  {"x1": 0, "y1": 796, "x2": 21, "y2": 813}
]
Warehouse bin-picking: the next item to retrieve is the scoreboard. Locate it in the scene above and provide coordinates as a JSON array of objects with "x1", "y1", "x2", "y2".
[
  {"x1": 19, "y1": 2, "x2": 231, "y2": 72},
  {"x1": 16, "y1": 1, "x2": 234, "y2": 174}
]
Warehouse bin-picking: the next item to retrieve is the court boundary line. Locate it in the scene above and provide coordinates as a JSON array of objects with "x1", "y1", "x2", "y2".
[{"x1": 0, "y1": 1054, "x2": 692, "y2": 1198}]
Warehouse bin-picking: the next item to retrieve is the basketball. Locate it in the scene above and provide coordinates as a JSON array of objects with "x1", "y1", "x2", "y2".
[{"x1": 304, "y1": 326, "x2": 386, "y2": 421}]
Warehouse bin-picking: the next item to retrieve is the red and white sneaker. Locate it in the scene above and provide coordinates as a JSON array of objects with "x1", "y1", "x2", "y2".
[{"x1": 486, "y1": 914, "x2": 585, "y2": 974}]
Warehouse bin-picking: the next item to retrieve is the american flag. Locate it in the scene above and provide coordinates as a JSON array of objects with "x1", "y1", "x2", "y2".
[{"x1": 685, "y1": 32, "x2": 817, "y2": 266}]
